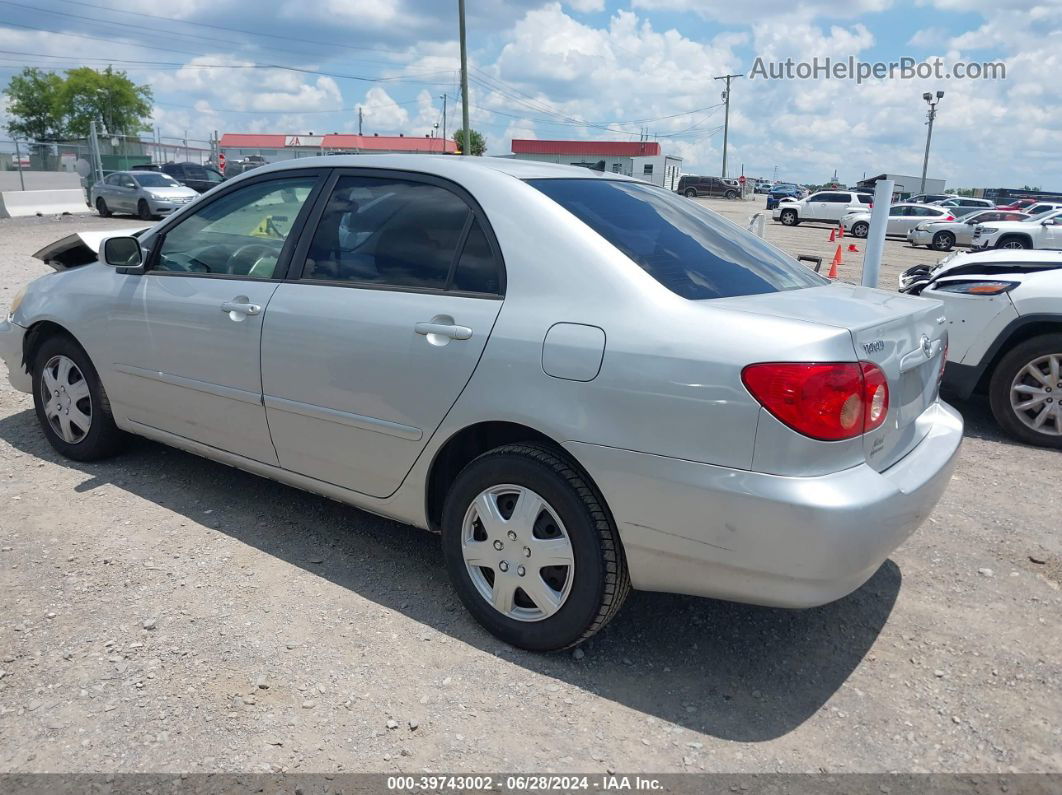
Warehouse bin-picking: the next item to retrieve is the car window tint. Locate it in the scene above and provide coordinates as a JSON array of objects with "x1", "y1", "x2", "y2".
[
  {"x1": 451, "y1": 219, "x2": 501, "y2": 294},
  {"x1": 857, "y1": 194, "x2": 873, "y2": 203},
  {"x1": 155, "y1": 177, "x2": 317, "y2": 278},
  {"x1": 530, "y1": 178, "x2": 826, "y2": 300},
  {"x1": 303, "y1": 176, "x2": 470, "y2": 290}
]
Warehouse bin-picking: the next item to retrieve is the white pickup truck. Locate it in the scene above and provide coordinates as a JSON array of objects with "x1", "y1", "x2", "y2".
[
  {"x1": 771, "y1": 190, "x2": 873, "y2": 226},
  {"x1": 972, "y1": 207, "x2": 1062, "y2": 250}
]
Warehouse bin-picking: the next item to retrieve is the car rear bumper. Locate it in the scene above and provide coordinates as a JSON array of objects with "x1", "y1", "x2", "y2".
[
  {"x1": 565, "y1": 401, "x2": 963, "y2": 608},
  {"x1": 0, "y1": 317, "x2": 31, "y2": 393}
]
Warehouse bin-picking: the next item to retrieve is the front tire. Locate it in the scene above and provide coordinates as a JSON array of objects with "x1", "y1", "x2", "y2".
[
  {"x1": 137, "y1": 199, "x2": 154, "y2": 221},
  {"x1": 724, "y1": 189, "x2": 738, "y2": 200},
  {"x1": 851, "y1": 221, "x2": 869, "y2": 238},
  {"x1": 31, "y1": 335, "x2": 125, "y2": 461},
  {"x1": 779, "y1": 208, "x2": 799, "y2": 226},
  {"x1": 441, "y1": 443, "x2": 630, "y2": 651},
  {"x1": 932, "y1": 230, "x2": 955, "y2": 251},
  {"x1": 988, "y1": 334, "x2": 1062, "y2": 448},
  {"x1": 997, "y1": 235, "x2": 1030, "y2": 250}
]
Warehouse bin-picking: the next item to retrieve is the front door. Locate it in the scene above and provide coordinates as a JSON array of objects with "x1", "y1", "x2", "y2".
[
  {"x1": 260, "y1": 172, "x2": 505, "y2": 498},
  {"x1": 107, "y1": 173, "x2": 323, "y2": 464}
]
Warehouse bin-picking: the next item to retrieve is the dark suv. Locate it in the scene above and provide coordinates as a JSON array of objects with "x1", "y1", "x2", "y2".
[
  {"x1": 676, "y1": 175, "x2": 740, "y2": 200},
  {"x1": 132, "y1": 162, "x2": 225, "y2": 194}
]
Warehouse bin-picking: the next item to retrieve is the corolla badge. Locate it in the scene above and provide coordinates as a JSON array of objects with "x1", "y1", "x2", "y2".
[
  {"x1": 921, "y1": 334, "x2": 933, "y2": 358},
  {"x1": 862, "y1": 340, "x2": 885, "y2": 355}
]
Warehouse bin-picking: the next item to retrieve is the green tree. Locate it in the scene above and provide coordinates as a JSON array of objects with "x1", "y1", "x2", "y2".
[
  {"x1": 452, "y1": 127, "x2": 486, "y2": 156},
  {"x1": 4, "y1": 67, "x2": 67, "y2": 141},
  {"x1": 62, "y1": 66, "x2": 153, "y2": 137}
]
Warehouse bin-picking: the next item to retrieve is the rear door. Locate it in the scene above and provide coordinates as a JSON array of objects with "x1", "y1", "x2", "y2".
[{"x1": 260, "y1": 170, "x2": 505, "y2": 498}]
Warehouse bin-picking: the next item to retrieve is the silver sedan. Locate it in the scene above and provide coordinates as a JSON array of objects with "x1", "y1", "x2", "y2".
[
  {"x1": 908, "y1": 209, "x2": 1032, "y2": 251},
  {"x1": 1, "y1": 155, "x2": 962, "y2": 651},
  {"x1": 90, "y1": 170, "x2": 199, "y2": 220}
]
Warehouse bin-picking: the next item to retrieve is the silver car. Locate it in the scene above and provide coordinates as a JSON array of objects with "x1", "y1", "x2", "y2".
[
  {"x1": 908, "y1": 209, "x2": 1031, "y2": 251},
  {"x1": 842, "y1": 202, "x2": 956, "y2": 238},
  {"x1": 1, "y1": 156, "x2": 962, "y2": 651},
  {"x1": 90, "y1": 170, "x2": 199, "y2": 220}
]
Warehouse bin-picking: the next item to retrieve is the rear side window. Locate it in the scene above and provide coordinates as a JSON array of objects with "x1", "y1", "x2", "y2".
[
  {"x1": 529, "y1": 178, "x2": 826, "y2": 300},
  {"x1": 857, "y1": 194, "x2": 873, "y2": 204}
]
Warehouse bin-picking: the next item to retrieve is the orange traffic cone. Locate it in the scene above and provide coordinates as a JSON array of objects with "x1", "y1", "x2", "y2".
[
  {"x1": 828, "y1": 228, "x2": 836, "y2": 242},
  {"x1": 838, "y1": 225, "x2": 845, "y2": 238},
  {"x1": 847, "y1": 244, "x2": 859, "y2": 253},
  {"x1": 827, "y1": 245, "x2": 842, "y2": 279}
]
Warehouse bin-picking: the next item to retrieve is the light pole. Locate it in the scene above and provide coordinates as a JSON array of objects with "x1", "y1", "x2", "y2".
[
  {"x1": 919, "y1": 90, "x2": 943, "y2": 194},
  {"x1": 714, "y1": 73, "x2": 742, "y2": 179}
]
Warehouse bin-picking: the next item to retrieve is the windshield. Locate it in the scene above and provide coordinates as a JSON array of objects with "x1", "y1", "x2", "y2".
[
  {"x1": 134, "y1": 173, "x2": 180, "y2": 188},
  {"x1": 529, "y1": 178, "x2": 827, "y2": 300}
]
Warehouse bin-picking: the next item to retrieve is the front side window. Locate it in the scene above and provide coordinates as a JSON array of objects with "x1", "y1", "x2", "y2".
[
  {"x1": 154, "y1": 177, "x2": 318, "y2": 278},
  {"x1": 529, "y1": 178, "x2": 826, "y2": 300},
  {"x1": 302, "y1": 175, "x2": 501, "y2": 294}
]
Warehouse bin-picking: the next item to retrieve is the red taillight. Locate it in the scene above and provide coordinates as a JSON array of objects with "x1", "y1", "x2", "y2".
[
  {"x1": 742, "y1": 362, "x2": 890, "y2": 441},
  {"x1": 944, "y1": 214, "x2": 955, "y2": 221}
]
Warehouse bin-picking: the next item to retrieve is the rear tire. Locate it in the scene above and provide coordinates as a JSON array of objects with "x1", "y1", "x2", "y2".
[
  {"x1": 851, "y1": 221, "x2": 869, "y2": 238},
  {"x1": 95, "y1": 197, "x2": 110, "y2": 217},
  {"x1": 31, "y1": 335, "x2": 125, "y2": 461},
  {"x1": 684, "y1": 188, "x2": 698, "y2": 198},
  {"x1": 137, "y1": 199, "x2": 153, "y2": 221},
  {"x1": 441, "y1": 443, "x2": 630, "y2": 651},
  {"x1": 724, "y1": 189, "x2": 738, "y2": 200},
  {"x1": 779, "y1": 209, "x2": 799, "y2": 226},
  {"x1": 988, "y1": 334, "x2": 1062, "y2": 449},
  {"x1": 932, "y1": 230, "x2": 955, "y2": 251}
]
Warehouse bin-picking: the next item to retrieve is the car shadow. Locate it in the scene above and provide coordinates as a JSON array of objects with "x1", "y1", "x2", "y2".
[
  {"x1": 0, "y1": 409, "x2": 900, "y2": 742},
  {"x1": 945, "y1": 394, "x2": 1011, "y2": 444}
]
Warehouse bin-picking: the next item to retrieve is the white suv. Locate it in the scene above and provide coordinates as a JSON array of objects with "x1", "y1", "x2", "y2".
[
  {"x1": 899, "y1": 249, "x2": 1062, "y2": 447},
  {"x1": 971, "y1": 208, "x2": 1062, "y2": 250},
  {"x1": 771, "y1": 190, "x2": 873, "y2": 226}
]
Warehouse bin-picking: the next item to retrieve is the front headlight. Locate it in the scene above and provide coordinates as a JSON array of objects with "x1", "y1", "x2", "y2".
[
  {"x1": 915, "y1": 224, "x2": 929, "y2": 231},
  {"x1": 978, "y1": 226, "x2": 997, "y2": 234},
  {"x1": 8, "y1": 283, "x2": 28, "y2": 321},
  {"x1": 933, "y1": 280, "x2": 1018, "y2": 295}
]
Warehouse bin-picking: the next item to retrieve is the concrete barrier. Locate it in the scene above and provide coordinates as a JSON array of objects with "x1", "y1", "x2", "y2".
[{"x1": 0, "y1": 189, "x2": 90, "y2": 218}]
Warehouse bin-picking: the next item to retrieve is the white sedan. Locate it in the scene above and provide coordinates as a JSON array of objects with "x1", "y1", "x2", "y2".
[
  {"x1": 900, "y1": 249, "x2": 1062, "y2": 447},
  {"x1": 842, "y1": 203, "x2": 956, "y2": 238}
]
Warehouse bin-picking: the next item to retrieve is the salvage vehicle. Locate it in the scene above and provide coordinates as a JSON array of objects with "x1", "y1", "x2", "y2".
[
  {"x1": 841, "y1": 203, "x2": 954, "y2": 239},
  {"x1": 900, "y1": 249, "x2": 1062, "y2": 447},
  {"x1": 907, "y1": 210, "x2": 1030, "y2": 252},
  {"x1": 971, "y1": 207, "x2": 1062, "y2": 250},
  {"x1": 1, "y1": 156, "x2": 963, "y2": 651}
]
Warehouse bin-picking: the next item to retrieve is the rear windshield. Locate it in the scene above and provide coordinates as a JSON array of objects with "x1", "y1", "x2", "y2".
[{"x1": 529, "y1": 178, "x2": 826, "y2": 300}]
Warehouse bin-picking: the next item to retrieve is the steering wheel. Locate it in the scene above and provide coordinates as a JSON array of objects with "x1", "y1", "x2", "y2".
[{"x1": 225, "y1": 243, "x2": 279, "y2": 277}]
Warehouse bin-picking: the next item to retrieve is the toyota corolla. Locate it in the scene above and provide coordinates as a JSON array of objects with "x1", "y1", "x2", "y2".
[{"x1": 0, "y1": 155, "x2": 962, "y2": 651}]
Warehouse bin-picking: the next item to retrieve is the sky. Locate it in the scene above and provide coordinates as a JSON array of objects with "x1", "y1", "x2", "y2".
[{"x1": 0, "y1": 0, "x2": 1057, "y2": 189}]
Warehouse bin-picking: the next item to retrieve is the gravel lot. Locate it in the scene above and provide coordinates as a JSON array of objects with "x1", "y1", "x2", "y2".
[{"x1": 0, "y1": 210, "x2": 1059, "y2": 775}]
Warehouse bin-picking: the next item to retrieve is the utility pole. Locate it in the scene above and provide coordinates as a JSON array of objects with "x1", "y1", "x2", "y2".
[
  {"x1": 458, "y1": 0, "x2": 471, "y2": 155},
  {"x1": 919, "y1": 90, "x2": 943, "y2": 193},
  {"x1": 88, "y1": 119, "x2": 104, "y2": 185},
  {"x1": 358, "y1": 106, "x2": 363, "y2": 136},
  {"x1": 13, "y1": 137, "x2": 24, "y2": 190},
  {"x1": 440, "y1": 93, "x2": 447, "y2": 148},
  {"x1": 714, "y1": 73, "x2": 742, "y2": 179}
]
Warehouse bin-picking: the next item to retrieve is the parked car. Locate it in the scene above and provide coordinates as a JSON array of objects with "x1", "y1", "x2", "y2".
[
  {"x1": 754, "y1": 181, "x2": 773, "y2": 194},
  {"x1": 1018, "y1": 202, "x2": 1062, "y2": 217},
  {"x1": 907, "y1": 210, "x2": 1031, "y2": 251},
  {"x1": 0, "y1": 155, "x2": 962, "y2": 651},
  {"x1": 89, "y1": 170, "x2": 199, "y2": 220},
  {"x1": 133, "y1": 162, "x2": 226, "y2": 194},
  {"x1": 841, "y1": 203, "x2": 955, "y2": 238},
  {"x1": 908, "y1": 193, "x2": 955, "y2": 204},
  {"x1": 899, "y1": 249, "x2": 1062, "y2": 447},
  {"x1": 971, "y1": 207, "x2": 1062, "y2": 250},
  {"x1": 995, "y1": 198, "x2": 1041, "y2": 211},
  {"x1": 765, "y1": 183, "x2": 806, "y2": 208},
  {"x1": 772, "y1": 190, "x2": 873, "y2": 226},
  {"x1": 676, "y1": 175, "x2": 740, "y2": 199},
  {"x1": 932, "y1": 197, "x2": 995, "y2": 211}
]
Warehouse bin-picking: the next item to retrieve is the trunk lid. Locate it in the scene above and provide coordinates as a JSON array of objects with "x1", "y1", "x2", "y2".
[{"x1": 722, "y1": 283, "x2": 947, "y2": 471}]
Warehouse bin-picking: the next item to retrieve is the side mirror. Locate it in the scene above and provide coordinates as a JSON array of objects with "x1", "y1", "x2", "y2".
[{"x1": 102, "y1": 236, "x2": 143, "y2": 269}]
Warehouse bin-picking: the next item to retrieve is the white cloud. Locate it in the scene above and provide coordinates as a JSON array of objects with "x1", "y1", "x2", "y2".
[
  {"x1": 356, "y1": 87, "x2": 411, "y2": 133},
  {"x1": 631, "y1": 0, "x2": 893, "y2": 23},
  {"x1": 566, "y1": 0, "x2": 605, "y2": 11}
]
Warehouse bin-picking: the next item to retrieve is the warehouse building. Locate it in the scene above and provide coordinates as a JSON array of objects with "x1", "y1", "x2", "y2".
[
  {"x1": 510, "y1": 140, "x2": 682, "y2": 190},
  {"x1": 219, "y1": 133, "x2": 456, "y2": 165},
  {"x1": 857, "y1": 172, "x2": 946, "y2": 200}
]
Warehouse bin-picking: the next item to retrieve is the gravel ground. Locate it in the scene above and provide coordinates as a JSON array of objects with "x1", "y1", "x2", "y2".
[{"x1": 0, "y1": 212, "x2": 1059, "y2": 775}]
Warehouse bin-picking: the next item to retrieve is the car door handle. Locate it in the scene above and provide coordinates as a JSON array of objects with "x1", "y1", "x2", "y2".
[
  {"x1": 415, "y1": 321, "x2": 472, "y2": 340},
  {"x1": 220, "y1": 300, "x2": 261, "y2": 316}
]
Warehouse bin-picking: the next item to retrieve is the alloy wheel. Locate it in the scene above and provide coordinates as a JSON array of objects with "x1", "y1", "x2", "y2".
[
  {"x1": 461, "y1": 484, "x2": 575, "y2": 622},
  {"x1": 40, "y1": 355, "x2": 92, "y2": 444},
  {"x1": 1009, "y1": 353, "x2": 1062, "y2": 437}
]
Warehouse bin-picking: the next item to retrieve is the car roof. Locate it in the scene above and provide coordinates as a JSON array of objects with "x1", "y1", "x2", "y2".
[
  {"x1": 948, "y1": 249, "x2": 1062, "y2": 265},
  {"x1": 248, "y1": 154, "x2": 641, "y2": 183}
]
